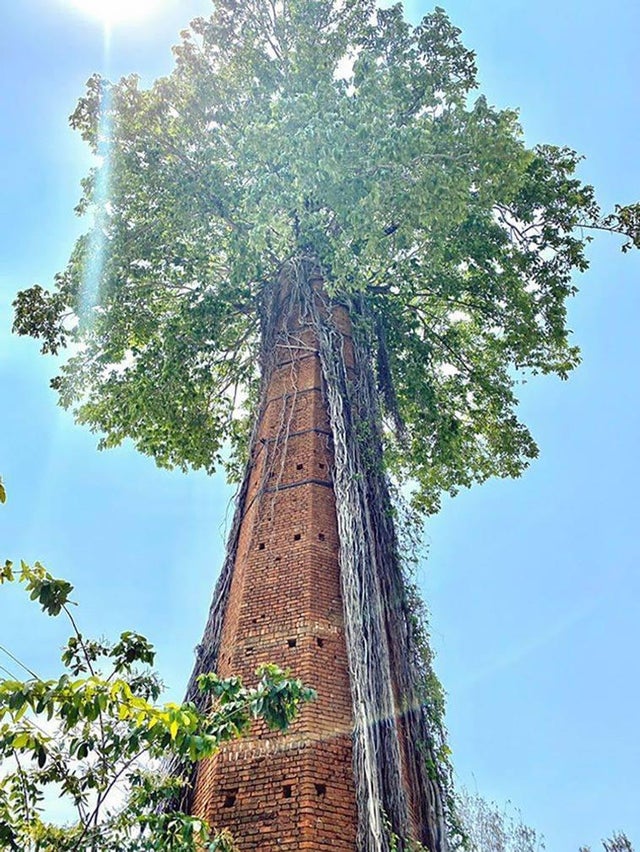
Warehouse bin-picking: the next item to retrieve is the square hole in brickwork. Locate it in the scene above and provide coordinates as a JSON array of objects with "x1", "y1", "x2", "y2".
[
  {"x1": 315, "y1": 783, "x2": 327, "y2": 797},
  {"x1": 296, "y1": 463, "x2": 304, "y2": 470},
  {"x1": 316, "y1": 637, "x2": 325, "y2": 648},
  {"x1": 318, "y1": 462, "x2": 325, "y2": 469},
  {"x1": 223, "y1": 790, "x2": 238, "y2": 807},
  {"x1": 275, "y1": 556, "x2": 281, "y2": 562},
  {"x1": 293, "y1": 533, "x2": 301, "y2": 541},
  {"x1": 287, "y1": 638, "x2": 297, "y2": 648},
  {"x1": 283, "y1": 785, "x2": 293, "y2": 798},
  {"x1": 318, "y1": 533, "x2": 325, "y2": 541},
  {"x1": 258, "y1": 542, "x2": 265, "y2": 550}
]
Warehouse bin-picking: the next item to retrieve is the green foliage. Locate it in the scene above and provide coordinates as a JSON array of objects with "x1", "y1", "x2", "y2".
[
  {"x1": 20, "y1": 560, "x2": 75, "y2": 616},
  {"x1": 0, "y1": 492, "x2": 313, "y2": 851},
  {"x1": 13, "y1": 0, "x2": 639, "y2": 511},
  {"x1": 387, "y1": 816, "x2": 431, "y2": 851}
]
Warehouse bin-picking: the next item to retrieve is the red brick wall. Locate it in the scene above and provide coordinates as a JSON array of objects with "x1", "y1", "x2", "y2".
[{"x1": 191, "y1": 303, "x2": 358, "y2": 850}]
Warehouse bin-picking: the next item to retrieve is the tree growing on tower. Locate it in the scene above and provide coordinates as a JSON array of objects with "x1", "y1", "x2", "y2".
[{"x1": 13, "y1": 1, "x2": 640, "y2": 849}]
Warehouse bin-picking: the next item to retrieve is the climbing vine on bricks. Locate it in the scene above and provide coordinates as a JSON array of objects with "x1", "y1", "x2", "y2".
[{"x1": 13, "y1": 0, "x2": 640, "y2": 849}]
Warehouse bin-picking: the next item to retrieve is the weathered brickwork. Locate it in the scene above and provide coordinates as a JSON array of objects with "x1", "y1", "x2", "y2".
[{"x1": 191, "y1": 302, "x2": 358, "y2": 849}]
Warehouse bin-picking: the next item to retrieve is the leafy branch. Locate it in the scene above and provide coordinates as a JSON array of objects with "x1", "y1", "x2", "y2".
[{"x1": 0, "y1": 486, "x2": 313, "y2": 852}]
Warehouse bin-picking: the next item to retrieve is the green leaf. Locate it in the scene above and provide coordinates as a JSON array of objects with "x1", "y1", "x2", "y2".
[
  {"x1": 0, "y1": 561, "x2": 14, "y2": 584},
  {"x1": 11, "y1": 732, "x2": 31, "y2": 750}
]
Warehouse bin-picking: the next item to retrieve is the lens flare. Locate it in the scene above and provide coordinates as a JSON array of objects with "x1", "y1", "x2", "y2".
[
  {"x1": 78, "y1": 88, "x2": 113, "y2": 321},
  {"x1": 66, "y1": 0, "x2": 164, "y2": 26}
]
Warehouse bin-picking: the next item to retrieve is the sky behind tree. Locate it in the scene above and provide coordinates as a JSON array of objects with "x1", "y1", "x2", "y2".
[{"x1": 1, "y1": 0, "x2": 639, "y2": 848}]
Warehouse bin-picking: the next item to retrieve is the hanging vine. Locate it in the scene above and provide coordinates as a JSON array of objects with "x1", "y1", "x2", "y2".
[{"x1": 167, "y1": 258, "x2": 458, "y2": 851}]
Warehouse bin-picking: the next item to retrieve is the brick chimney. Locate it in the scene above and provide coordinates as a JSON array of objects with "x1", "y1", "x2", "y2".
[{"x1": 190, "y1": 282, "x2": 359, "y2": 849}]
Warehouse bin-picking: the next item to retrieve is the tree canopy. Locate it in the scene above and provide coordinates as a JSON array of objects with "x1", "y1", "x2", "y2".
[{"x1": 13, "y1": 0, "x2": 640, "y2": 512}]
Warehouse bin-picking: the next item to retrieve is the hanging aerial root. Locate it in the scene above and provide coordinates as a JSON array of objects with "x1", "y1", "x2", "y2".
[
  {"x1": 169, "y1": 259, "x2": 453, "y2": 852},
  {"x1": 290, "y1": 260, "x2": 450, "y2": 852}
]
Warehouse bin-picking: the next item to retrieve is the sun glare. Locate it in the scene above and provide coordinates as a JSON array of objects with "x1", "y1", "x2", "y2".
[{"x1": 66, "y1": 0, "x2": 164, "y2": 26}]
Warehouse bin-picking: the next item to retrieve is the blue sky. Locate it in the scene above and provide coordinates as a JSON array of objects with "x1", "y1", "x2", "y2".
[{"x1": 1, "y1": 1, "x2": 639, "y2": 848}]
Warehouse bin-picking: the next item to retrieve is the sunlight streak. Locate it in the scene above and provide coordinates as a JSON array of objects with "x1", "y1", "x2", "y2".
[
  {"x1": 456, "y1": 599, "x2": 599, "y2": 694},
  {"x1": 65, "y1": 0, "x2": 165, "y2": 27},
  {"x1": 78, "y1": 86, "x2": 113, "y2": 321}
]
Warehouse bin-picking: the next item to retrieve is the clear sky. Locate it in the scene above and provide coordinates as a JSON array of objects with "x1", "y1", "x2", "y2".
[{"x1": 1, "y1": 1, "x2": 638, "y2": 849}]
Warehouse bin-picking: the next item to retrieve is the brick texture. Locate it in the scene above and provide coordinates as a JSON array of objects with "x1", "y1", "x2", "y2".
[{"x1": 191, "y1": 302, "x2": 358, "y2": 849}]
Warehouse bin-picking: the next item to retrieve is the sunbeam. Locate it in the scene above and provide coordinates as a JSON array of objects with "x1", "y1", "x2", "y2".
[
  {"x1": 66, "y1": 0, "x2": 166, "y2": 27},
  {"x1": 78, "y1": 87, "x2": 113, "y2": 321}
]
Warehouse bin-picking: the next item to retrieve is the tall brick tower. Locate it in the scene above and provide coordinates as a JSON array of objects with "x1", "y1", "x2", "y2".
[
  {"x1": 189, "y1": 280, "x2": 359, "y2": 848},
  {"x1": 182, "y1": 270, "x2": 449, "y2": 852}
]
